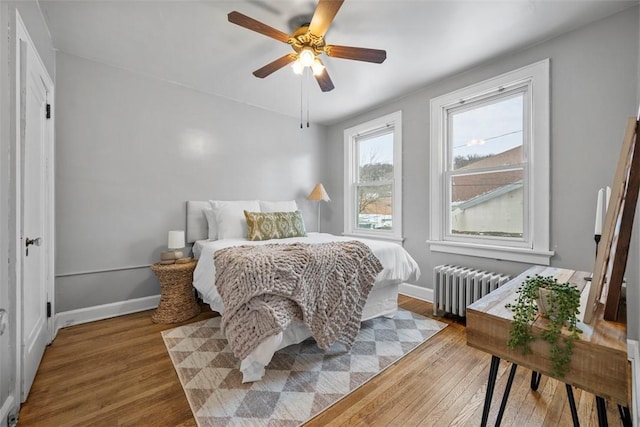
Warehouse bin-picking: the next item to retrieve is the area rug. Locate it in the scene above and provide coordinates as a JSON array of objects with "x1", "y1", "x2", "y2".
[{"x1": 162, "y1": 308, "x2": 447, "y2": 426}]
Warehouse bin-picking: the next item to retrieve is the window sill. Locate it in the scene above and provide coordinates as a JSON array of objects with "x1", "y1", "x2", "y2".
[
  {"x1": 427, "y1": 240, "x2": 554, "y2": 265},
  {"x1": 344, "y1": 232, "x2": 404, "y2": 243}
]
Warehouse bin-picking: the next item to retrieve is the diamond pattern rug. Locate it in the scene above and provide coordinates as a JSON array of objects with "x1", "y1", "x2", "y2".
[{"x1": 162, "y1": 308, "x2": 446, "y2": 426}]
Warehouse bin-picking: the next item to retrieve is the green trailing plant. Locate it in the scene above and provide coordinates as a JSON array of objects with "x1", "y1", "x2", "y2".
[{"x1": 506, "y1": 275, "x2": 581, "y2": 378}]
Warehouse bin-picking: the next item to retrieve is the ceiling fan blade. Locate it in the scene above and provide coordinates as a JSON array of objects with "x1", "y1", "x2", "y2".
[
  {"x1": 253, "y1": 53, "x2": 298, "y2": 78},
  {"x1": 308, "y1": 0, "x2": 345, "y2": 37},
  {"x1": 314, "y1": 68, "x2": 335, "y2": 92},
  {"x1": 228, "y1": 11, "x2": 291, "y2": 43},
  {"x1": 325, "y1": 45, "x2": 387, "y2": 63}
]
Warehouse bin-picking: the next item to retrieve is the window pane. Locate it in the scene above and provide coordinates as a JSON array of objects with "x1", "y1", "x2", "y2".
[
  {"x1": 358, "y1": 132, "x2": 393, "y2": 183},
  {"x1": 357, "y1": 184, "x2": 392, "y2": 230},
  {"x1": 450, "y1": 169, "x2": 523, "y2": 238},
  {"x1": 451, "y1": 93, "x2": 524, "y2": 170},
  {"x1": 345, "y1": 111, "x2": 402, "y2": 239}
]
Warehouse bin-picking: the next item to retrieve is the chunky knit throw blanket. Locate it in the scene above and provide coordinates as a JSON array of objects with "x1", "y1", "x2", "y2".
[{"x1": 214, "y1": 241, "x2": 383, "y2": 361}]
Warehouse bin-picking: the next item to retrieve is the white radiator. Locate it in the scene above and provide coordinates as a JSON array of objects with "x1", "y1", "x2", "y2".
[{"x1": 433, "y1": 265, "x2": 510, "y2": 317}]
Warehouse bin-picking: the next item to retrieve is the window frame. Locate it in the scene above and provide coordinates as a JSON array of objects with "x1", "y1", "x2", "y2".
[
  {"x1": 344, "y1": 111, "x2": 403, "y2": 241},
  {"x1": 445, "y1": 87, "x2": 529, "y2": 246},
  {"x1": 428, "y1": 59, "x2": 554, "y2": 264}
]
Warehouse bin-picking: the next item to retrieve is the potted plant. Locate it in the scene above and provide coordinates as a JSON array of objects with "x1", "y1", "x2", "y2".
[{"x1": 506, "y1": 274, "x2": 582, "y2": 377}]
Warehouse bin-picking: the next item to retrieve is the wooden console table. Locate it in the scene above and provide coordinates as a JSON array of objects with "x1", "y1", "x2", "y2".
[{"x1": 467, "y1": 265, "x2": 630, "y2": 426}]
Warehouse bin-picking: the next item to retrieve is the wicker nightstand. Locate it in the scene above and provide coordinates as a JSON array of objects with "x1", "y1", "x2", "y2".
[{"x1": 150, "y1": 259, "x2": 200, "y2": 323}]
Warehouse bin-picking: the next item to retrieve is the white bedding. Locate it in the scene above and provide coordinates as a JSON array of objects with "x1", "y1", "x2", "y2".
[{"x1": 192, "y1": 232, "x2": 420, "y2": 382}]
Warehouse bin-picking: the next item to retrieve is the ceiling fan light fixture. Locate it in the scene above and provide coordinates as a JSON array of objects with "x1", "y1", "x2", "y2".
[
  {"x1": 291, "y1": 60, "x2": 304, "y2": 75},
  {"x1": 299, "y1": 47, "x2": 315, "y2": 67},
  {"x1": 311, "y1": 58, "x2": 325, "y2": 76}
]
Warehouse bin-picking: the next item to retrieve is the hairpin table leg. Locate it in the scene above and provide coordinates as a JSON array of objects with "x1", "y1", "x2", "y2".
[
  {"x1": 617, "y1": 404, "x2": 631, "y2": 427},
  {"x1": 495, "y1": 363, "x2": 518, "y2": 426},
  {"x1": 565, "y1": 384, "x2": 580, "y2": 427},
  {"x1": 481, "y1": 355, "x2": 501, "y2": 427},
  {"x1": 530, "y1": 371, "x2": 541, "y2": 391},
  {"x1": 596, "y1": 396, "x2": 608, "y2": 427}
]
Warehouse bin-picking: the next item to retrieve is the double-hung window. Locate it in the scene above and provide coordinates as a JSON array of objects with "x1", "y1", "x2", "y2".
[
  {"x1": 344, "y1": 111, "x2": 402, "y2": 241},
  {"x1": 429, "y1": 60, "x2": 553, "y2": 264}
]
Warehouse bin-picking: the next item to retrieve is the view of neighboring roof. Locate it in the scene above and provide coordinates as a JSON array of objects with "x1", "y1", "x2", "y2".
[{"x1": 452, "y1": 146, "x2": 523, "y2": 204}]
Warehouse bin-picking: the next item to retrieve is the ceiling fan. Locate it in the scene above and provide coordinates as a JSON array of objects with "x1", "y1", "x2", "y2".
[{"x1": 228, "y1": 0, "x2": 387, "y2": 92}]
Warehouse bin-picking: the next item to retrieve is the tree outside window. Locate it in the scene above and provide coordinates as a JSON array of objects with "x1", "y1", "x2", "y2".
[
  {"x1": 344, "y1": 111, "x2": 403, "y2": 241},
  {"x1": 357, "y1": 134, "x2": 393, "y2": 230}
]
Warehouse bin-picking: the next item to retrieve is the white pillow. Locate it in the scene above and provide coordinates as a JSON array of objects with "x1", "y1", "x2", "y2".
[
  {"x1": 210, "y1": 200, "x2": 261, "y2": 239},
  {"x1": 259, "y1": 200, "x2": 298, "y2": 212},
  {"x1": 203, "y1": 208, "x2": 217, "y2": 240}
]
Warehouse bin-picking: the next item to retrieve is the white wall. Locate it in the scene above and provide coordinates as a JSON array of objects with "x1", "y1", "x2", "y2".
[
  {"x1": 0, "y1": 0, "x2": 55, "y2": 417},
  {"x1": 325, "y1": 7, "x2": 639, "y2": 339},
  {"x1": 54, "y1": 52, "x2": 327, "y2": 312}
]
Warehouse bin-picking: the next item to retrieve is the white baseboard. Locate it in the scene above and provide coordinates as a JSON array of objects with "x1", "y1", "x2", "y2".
[
  {"x1": 628, "y1": 339, "x2": 639, "y2": 426},
  {"x1": 398, "y1": 283, "x2": 433, "y2": 302},
  {"x1": 53, "y1": 286, "x2": 432, "y2": 335},
  {"x1": 54, "y1": 295, "x2": 160, "y2": 336}
]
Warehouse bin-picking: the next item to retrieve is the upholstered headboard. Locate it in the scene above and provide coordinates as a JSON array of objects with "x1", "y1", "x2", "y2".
[
  {"x1": 186, "y1": 199, "x2": 301, "y2": 243},
  {"x1": 186, "y1": 200, "x2": 210, "y2": 243}
]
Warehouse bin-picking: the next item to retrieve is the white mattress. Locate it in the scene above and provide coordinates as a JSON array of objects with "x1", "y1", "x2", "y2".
[
  {"x1": 193, "y1": 232, "x2": 420, "y2": 309},
  {"x1": 191, "y1": 232, "x2": 421, "y2": 382}
]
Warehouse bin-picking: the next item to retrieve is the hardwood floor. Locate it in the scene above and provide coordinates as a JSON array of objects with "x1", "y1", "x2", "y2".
[{"x1": 18, "y1": 295, "x2": 623, "y2": 426}]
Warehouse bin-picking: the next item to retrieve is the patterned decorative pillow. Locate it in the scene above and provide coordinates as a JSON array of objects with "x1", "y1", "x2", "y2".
[{"x1": 244, "y1": 210, "x2": 307, "y2": 241}]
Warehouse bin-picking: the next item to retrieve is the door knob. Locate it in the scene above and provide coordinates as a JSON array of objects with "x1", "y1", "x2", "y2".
[
  {"x1": 25, "y1": 237, "x2": 42, "y2": 256},
  {"x1": 25, "y1": 237, "x2": 42, "y2": 247}
]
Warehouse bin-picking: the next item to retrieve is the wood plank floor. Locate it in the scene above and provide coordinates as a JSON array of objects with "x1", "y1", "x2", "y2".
[{"x1": 18, "y1": 295, "x2": 623, "y2": 426}]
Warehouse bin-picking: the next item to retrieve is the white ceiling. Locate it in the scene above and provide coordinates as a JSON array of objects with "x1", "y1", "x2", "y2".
[{"x1": 39, "y1": 0, "x2": 637, "y2": 125}]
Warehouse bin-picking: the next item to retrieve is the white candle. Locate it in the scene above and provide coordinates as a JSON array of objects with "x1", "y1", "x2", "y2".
[{"x1": 594, "y1": 188, "x2": 603, "y2": 235}]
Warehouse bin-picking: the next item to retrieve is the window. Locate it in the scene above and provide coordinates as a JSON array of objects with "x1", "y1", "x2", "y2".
[
  {"x1": 344, "y1": 111, "x2": 402, "y2": 241},
  {"x1": 429, "y1": 60, "x2": 553, "y2": 264}
]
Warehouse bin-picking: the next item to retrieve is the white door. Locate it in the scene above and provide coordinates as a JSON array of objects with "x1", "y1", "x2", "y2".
[
  {"x1": 0, "y1": 0, "x2": 10, "y2": 420},
  {"x1": 18, "y1": 18, "x2": 54, "y2": 402}
]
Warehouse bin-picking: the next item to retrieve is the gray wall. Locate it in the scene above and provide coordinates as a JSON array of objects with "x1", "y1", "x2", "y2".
[
  {"x1": 54, "y1": 52, "x2": 327, "y2": 312},
  {"x1": 325, "y1": 7, "x2": 640, "y2": 339},
  {"x1": 0, "y1": 0, "x2": 55, "y2": 416}
]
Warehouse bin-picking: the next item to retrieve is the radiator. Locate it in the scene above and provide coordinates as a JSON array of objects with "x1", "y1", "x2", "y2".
[{"x1": 433, "y1": 265, "x2": 510, "y2": 317}]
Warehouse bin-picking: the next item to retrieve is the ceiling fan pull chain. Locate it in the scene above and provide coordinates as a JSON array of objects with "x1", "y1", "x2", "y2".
[
  {"x1": 300, "y1": 71, "x2": 304, "y2": 129},
  {"x1": 306, "y1": 70, "x2": 310, "y2": 128}
]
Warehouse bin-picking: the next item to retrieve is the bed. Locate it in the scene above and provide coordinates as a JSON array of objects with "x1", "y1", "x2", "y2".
[{"x1": 186, "y1": 200, "x2": 421, "y2": 382}]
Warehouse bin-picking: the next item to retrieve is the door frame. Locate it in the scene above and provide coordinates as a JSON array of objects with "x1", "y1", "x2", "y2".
[
  {"x1": 13, "y1": 10, "x2": 55, "y2": 403},
  {"x1": 0, "y1": 3, "x2": 11, "y2": 424}
]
